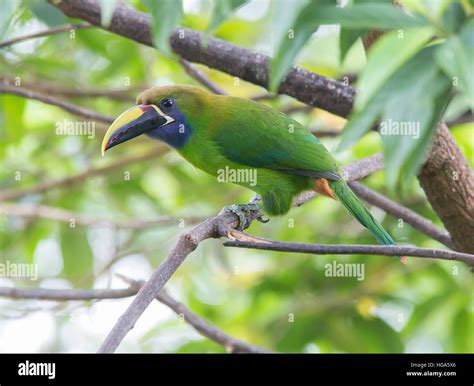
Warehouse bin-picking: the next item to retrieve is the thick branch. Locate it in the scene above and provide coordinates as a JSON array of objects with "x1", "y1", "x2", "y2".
[{"x1": 418, "y1": 123, "x2": 474, "y2": 253}]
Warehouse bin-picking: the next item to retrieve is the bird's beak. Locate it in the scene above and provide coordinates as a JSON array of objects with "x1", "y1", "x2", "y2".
[{"x1": 101, "y1": 104, "x2": 174, "y2": 156}]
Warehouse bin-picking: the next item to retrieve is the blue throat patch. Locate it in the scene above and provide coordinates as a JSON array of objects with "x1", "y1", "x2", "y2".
[{"x1": 146, "y1": 110, "x2": 192, "y2": 149}]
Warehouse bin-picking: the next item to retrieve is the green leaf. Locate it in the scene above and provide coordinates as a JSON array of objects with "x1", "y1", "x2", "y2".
[
  {"x1": 270, "y1": 1, "x2": 429, "y2": 92},
  {"x1": 1, "y1": 94, "x2": 25, "y2": 143},
  {"x1": 435, "y1": 20, "x2": 474, "y2": 110},
  {"x1": 99, "y1": 0, "x2": 118, "y2": 28},
  {"x1": 339, "y1": 47, "x2": 452, "y2": 190},
  {"x1": 144, "y1": 0, "x2": 183, "y2": 54},
  {"x1": 60, "y1": 226, "x2": 94, "y2": 286},
  {"x1": 355, "y1": 27, "x2": 434, "y2": 111},
  {"x1": 441, "y1": 1, "x2": 467, "y2": 33},
  {"x1": 336, "y1": 91, "x2": 389, "y2": 152},
  {"x1": 0, "y1": 0, "x2": 20, "y2": 38},
  {"x1": 29, "y1": 2, "x2": 66, "y2": 26},
  {"x1": 338, "y1": 0, "x2": 388, "y2": 63},
  {"x1": 352, "y1": 315, "x2": 404, "y2": 353},
  {"x1": 380, "y1": 48, "x2": 451, "y2": 189},
  {"x1": 207, "y1": 0, "x2": 249, "y2": 32},
  {"x1": 269, "y1": 0, "x2": 325, "y2": 92},
  {"x1": 339, "y1": 28, "x2": 364, "y2": 64},
  {"x1": 305, "y1": 3, "x2": 429, "y2": 30},
  {"x1": 451, "y1": 309, "x2": 472, "y2": 352},
  {"x1": 337, "y1": 29, "x2": 433, "y2": 153},
  {"x1": 403, "y1": 294, "x2": 449, "y2": 336}
]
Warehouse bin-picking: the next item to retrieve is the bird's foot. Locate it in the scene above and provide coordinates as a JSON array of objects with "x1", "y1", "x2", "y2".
[{"x1": 219, "y1": 202, "x2": 269, "y2": 231}]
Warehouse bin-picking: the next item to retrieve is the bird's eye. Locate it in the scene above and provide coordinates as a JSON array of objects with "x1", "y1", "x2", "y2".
[{"x1": 161, "y1": 98, "x2": 174, "y2": 109}]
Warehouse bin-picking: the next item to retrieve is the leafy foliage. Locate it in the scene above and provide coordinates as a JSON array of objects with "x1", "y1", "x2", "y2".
[
  {"x1": 207, "y1": 0, "x2": 250, "y2": 32},
  {"x1": 144, "y1": 0, "x2": 183, "y2": 54},
  {"x1": 265, "y1": 0, "x2": 473, "y2": 190}
]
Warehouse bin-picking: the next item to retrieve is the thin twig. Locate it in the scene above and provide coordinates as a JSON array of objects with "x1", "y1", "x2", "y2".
[
  {"x1": 446, "y1": 111, "x2": 473, "y2": 127},
  {"x1": 0, "y1": 23, "x2": 92, "y2": 49},
  {"x1": 0, "y1": 202, "x2": 202, "y2": 229},
  {"x1": 0, "y1": 82, "x2": 114, "y2": 123},
  {"x1": 179, "y1": 59, "x2": 227, "y2": 95},
  {"x1": 0, "y1": 76, "x2": 137, "y2": 102},
  {"x1": 311, "y1": 128, "x2": 341, "y2": 138},
  {"x1": 0, "y1": 286, "x2": 136, "y2": 300},
  {"x1": 249, "y1": 93, "x2": 278, "y2": 101},
  {"x1": 0, "y1": 283, "x2": 269, "y2": 353},
  {"x1": 281, "y1": 104, "x2": 313, "y2": 115},
  {"x1": 118, "y1": 276, "x2": 269, "y2": 353},
  {"x1": 223, "y1": 239, "x2": 474, "y2": 265},
  {"x1": 0, "y1": 148, "x2": 166, "y2": 201}
]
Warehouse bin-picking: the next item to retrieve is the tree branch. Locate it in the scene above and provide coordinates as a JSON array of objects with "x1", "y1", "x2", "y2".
[
  {"x1": 0, "y1": 23, "x2": 92, "y2": 49},
  {"x1": 0, "y1": 76, "x2": 137, "y2": 102},
  {"x1": 117, "y1": 277, "x2": 269, "y2": 353},
  {"x1": 97, "y1": 210, "x2": 263, "y2": 353},
  {"x1": 179, "y1": 59, "x2": 227, "y2": 95},
  {"x1": 0, "y1": 286, "x2": 136, "y2": 300},
  {"x1": 223, "y1": 239, "x2": 474, "y2": 265},
  {"x1": 0, "y1": 283, "x2": 268, "y2": 353},
  {"x1": 0, "y1": 148, "x2": 166, "y2": 201},
  {"x1": 48, "y1": 0, "x2": 355, "y2": 117},
  {"x1": 0, "y1": 202, "x2": 202, "y2": 229},
  {"x1": 418, "y1": 122, "x2": 474, "y2": 253},
  {"x1": 0, "y1": 81, "x2": 114, "y2": 123}
]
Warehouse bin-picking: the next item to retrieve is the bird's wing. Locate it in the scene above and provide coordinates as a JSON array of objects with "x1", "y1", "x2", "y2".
[{"x1": 210, "y1": 98, "x2": 340, "y2": 180}]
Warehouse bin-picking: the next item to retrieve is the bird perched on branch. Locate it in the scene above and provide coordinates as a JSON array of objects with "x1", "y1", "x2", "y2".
[{"x1": 102, "y1": 85, "x2": 402, "y2": 261}]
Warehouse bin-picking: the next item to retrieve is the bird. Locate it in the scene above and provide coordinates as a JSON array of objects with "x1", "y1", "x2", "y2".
[{"x1": 102, "y1": 84, "x2": 403, "y2": 261}]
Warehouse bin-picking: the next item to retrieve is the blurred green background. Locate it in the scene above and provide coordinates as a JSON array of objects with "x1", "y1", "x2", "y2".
[{"x1": 0, "y1": 0, "x2": 472, "y2": 353}]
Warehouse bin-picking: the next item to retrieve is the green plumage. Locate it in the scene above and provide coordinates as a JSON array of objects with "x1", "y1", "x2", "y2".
[{"x1": 136, "y1": 85, "x2": 396, "y2": 248}]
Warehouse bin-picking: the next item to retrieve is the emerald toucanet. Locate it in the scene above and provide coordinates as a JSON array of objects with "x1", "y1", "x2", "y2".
[{"x1": 102, "y1": 85, "x2": 401, "y2": 260}]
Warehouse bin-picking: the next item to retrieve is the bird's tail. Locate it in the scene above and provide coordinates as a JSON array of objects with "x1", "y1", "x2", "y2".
[{"x1": 327, "y1": 178, "x2": 405, "y2": 263}]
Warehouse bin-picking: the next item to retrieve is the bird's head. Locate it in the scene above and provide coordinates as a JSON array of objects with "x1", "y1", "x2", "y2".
[{"x1": 101, "y1": 84, "x2": 212, "y2": 155}]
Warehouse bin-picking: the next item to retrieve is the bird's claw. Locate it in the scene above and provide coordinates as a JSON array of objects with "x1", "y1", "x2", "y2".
[{"x1": 219, "y1": 202, "x2": 268, "y2": 230}]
